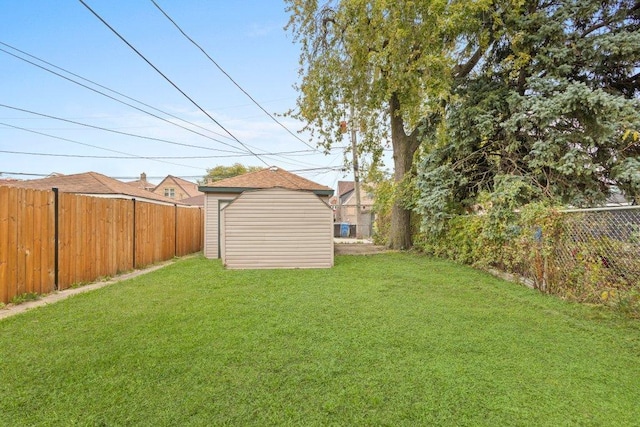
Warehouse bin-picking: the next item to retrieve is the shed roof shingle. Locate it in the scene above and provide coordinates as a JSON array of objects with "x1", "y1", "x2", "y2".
[{"x1": 199, "y1": 167, "x2": 333, "y2": 195}]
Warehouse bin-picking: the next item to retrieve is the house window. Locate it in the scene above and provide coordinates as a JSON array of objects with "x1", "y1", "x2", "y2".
[{"x1": 164, "y1": 188, "x2": 175, "y2": 198}]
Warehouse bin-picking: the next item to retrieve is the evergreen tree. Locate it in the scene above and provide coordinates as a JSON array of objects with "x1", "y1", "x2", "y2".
[{"x1": 416, "y1": 0, "x2": 640, "y2": 230}]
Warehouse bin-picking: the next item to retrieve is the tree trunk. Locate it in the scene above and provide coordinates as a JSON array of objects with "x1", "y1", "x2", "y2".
[{"x1": 388, "y1": 93, "x2": 420, "y2": 250}]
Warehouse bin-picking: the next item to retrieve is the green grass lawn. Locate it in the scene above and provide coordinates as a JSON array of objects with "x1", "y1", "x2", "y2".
[{"x1": 1, "y1": 253, "x2": 639, "y2": 426}]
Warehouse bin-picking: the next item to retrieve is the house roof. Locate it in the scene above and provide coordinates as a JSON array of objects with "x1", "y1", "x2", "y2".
[
  {"x1": 198, "y1": 167, "x2": 334, "y2": 196},
  {"x1": 181, "y1": 194, "x2": 204, "y2": 206},
  {"x1": 154, "y1": 175, "x2": 202, "y2": 198},
  {"x1": 336, "y1": 180, "x2": 375, "y2": 206},
  {"x1": 337, "y1": 181, "x2": 355, "y2": 197},
  {"x1": 2, "y1": 171, "x2": 182, "y2": 204},
  {"x1": 126, "y1": 172, "x2": 155, "y2": 191},
  {"x1": 340, "y1": 189, "x2": 375, "y2": 207},
  {"x1": 126, "y1": 179, "x2": 155, "y2": 191},
  {"x1": 0, "y1": 178, "x2": 20, "y2": 185}
]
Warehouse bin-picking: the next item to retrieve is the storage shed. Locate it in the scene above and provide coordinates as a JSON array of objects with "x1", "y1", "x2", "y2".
[{"x1": 198, "y1": 167, "x2": 334, "y2": 269}]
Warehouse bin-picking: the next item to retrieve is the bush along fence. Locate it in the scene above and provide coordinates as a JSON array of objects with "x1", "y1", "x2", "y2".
[
  {"x1": 415, "y1": 204, "x2": 640, "y2": 317},
  {"x1": 0, "y1": 186, "x2": 204, "y2": 304}
]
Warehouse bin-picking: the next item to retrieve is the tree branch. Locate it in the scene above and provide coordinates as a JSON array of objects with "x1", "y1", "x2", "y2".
[
  {"x1": 452, "y1": 44, "x2": 485, "y2": 79},
  {"x1": 581, "y1": 3, "x2": 640, "y2": 38}
]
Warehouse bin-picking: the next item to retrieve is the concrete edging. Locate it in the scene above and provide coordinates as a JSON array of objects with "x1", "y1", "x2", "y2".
[{"x1": 0, "y1": 260, "x2": 176, "y2": 321}]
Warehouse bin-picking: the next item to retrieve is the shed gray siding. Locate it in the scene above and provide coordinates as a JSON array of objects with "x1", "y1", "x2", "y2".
[{"x1": 221, "y1": 188, "x2": 333, "y2": 269}]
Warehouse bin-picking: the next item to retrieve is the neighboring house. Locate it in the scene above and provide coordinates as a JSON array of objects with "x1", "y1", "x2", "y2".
[
  {"x1": 334, "y1": 180, "x2": 375, "y2": 238},
  {"x1": 126, "y1": 172, "x2": 155, "y2": 192},
  {"x1": 199, "y1": 166, "x2": 334, "y2": 269},
  {"x1": 2, "y1": 171, "x2": 181, "y2": 205},
  {"x1": 153, "y1": 175, "x2": 202, "y2": 201}
]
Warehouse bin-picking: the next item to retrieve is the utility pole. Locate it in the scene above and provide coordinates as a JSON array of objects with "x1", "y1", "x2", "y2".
[{"x1": 350, "y1": 105, "x2": 363, "y2": 239}]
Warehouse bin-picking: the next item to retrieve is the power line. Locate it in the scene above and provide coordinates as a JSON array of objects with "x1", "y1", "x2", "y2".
[
  {"x1": 0, "y1": 172, "x2": 51, "y2": 177},
  {"x1": 0, "y1": 10, "x2": 345, "y2": 180},
  {"x1": 0, "y1": 41, "x2": 344, "y2": 172},
  {"x1": 77, "y1": 1, "x2": 318, "y2": 192},
  {"x1": 0, "y1": 45, "x2": 249, "y2": 153},
  {"x1": 0, "y1": 41, "x2": 330, "y2": 167},
  {"x1": 1, "y1": 168, "x2": 344, "y2": 182},
  {"x1": 289, "y1": 166, "x2": 347, "y2": 173},
  {"x1": 0, "y1": 149, "x2": 323, "y2": 160},
  {"x1": 0, "y1": 150, "x2": 238, "y2": 159},
  {"x1": 0, "y1": 121, "x2": 205, "y2": 171},
  {"x1": 0, "y1": 171, "x2": 204, "y2": 180},
  {"x1": 0, "y1": 104, "x2": 347, "y2": 159},
  {"x1": 150, "y1": 0, "x2": 320, "y2": 152},
  {"x1": 78, "y1": 0, "x2": 270, "y2": 167},
  {"x1": 0, "y1": 40, "x2": 237, "y2": 143},
  {"x1": 0, "y1": 104, "x2": 247, "y2": 155}
]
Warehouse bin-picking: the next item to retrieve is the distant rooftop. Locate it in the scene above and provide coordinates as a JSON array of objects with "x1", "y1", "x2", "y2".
[
  {"x1": 337, "y1": 181, "x2": 355, "y2": 197},
  {"x1": 155, "y1": 175, "x2": 202, "y2": 198},
  {"x1": 125, "y1": 172, "x2": 155, "y2": 191},
  {"x1": 1, "y1": 171, "x2": 182, "y2": 204},
  {"x1": 181, "y1": 194, "x2": 204, "y2": 206}
]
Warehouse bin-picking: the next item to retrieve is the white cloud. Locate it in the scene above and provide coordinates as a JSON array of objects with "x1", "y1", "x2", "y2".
[{"x1": 247, "y1": 23, "x2": 281, "y2": 38}]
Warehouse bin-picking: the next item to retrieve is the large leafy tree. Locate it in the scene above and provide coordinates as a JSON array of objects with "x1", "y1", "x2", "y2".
[
  {"x1": 202, "y1": 163, "x2": 262, "y2": 184},
  {"x1": 416, "y1": 0, "x2": 640, "y2": 231},
  {"x1": 285, "y1": 0, "x2": 494, "y2": 249}
]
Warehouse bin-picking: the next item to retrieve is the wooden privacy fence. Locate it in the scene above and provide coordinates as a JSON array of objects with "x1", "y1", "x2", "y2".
[{"x1": 0, "y1": 186, "x2": 204, "y2": 304}]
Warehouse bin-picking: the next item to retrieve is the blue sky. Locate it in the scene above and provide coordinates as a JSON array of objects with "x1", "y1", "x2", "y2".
[{"x1": 0, "y1": 0, "x2": 356, "y2": 188}]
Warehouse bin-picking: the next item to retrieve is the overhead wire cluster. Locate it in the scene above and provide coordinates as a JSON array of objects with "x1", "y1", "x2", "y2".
[{"x1": 0, "y1": 1, "x2": 349, "y2": 184}]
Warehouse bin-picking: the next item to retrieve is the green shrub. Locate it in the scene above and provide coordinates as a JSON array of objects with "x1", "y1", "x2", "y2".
[{"x1": 415, "y1": 203, "x2": 640, "y2": 317}]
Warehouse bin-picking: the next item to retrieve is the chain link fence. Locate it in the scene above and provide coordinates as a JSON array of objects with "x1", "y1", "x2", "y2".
[
  {"x1": 415, "y1": 203, "x2": 639, "y2": 314},
  {"x1": 547, "y1": 206, "x2": 640, "y2": 300}
]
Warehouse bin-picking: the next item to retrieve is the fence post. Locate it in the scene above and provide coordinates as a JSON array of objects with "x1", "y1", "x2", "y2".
[
  {"x1": 53, "y1": 187, "x2": 59, "y2": 291},
  {"x1": 174, "y1": 204, "x2": 178, "y2": 257},
  {"x1": 132, "y1": 198, "x2": 136, "y2": 269}
]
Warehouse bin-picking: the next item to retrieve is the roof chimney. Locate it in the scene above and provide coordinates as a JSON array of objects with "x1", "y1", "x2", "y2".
[{"x1": 140, "y1": 172, "x2": 147, "y2": 181}]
